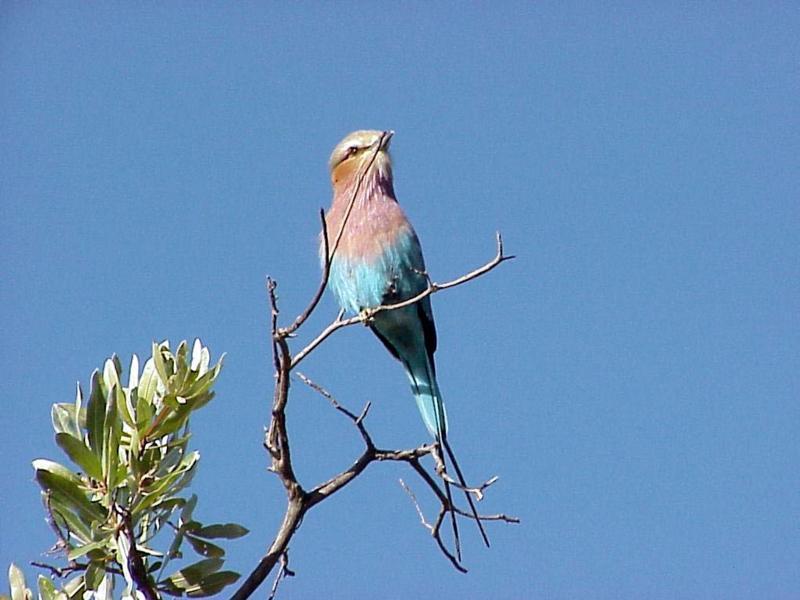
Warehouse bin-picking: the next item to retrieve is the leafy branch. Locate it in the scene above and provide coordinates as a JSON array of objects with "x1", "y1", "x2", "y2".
[{"x1": 5, "y1": 340, "x2": 247, "y2": 600}]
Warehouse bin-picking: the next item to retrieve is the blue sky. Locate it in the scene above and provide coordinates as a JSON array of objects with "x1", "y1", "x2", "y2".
[{"x1": 2, "y1": 3, "x2": 798, "y2": 598}]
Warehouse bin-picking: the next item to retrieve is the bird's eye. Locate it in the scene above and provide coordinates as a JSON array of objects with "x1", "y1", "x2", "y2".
[{"x1": 345, "y1": 145, "x2": 359, "y2": 159}]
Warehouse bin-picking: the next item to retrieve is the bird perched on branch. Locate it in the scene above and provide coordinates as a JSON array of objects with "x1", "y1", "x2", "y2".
[{"x1": 322, "y1": 129, "x2": 489, "y2": 550}]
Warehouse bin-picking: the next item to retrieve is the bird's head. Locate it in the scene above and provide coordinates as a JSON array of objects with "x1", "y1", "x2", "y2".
[{"x1": 329, "y1": 129, "x2": 394, "y2": 192}]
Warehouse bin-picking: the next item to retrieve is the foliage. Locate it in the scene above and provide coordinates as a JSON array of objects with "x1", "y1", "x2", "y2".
[{"x1": 3, "y1": 340, "x2": 247, "y2": 599}]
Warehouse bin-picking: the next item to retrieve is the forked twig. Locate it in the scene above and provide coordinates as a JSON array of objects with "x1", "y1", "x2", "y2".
[
  {"x1": 296, "y1": 371, "x2": 373, "y2": 448},
  {"x1": 296, "y1": 372, "x2": 517, "y2": 567},
  {"x1": 399, "y1": 477, "x2": 466, "y2": 573},
  {"x1": 267, "y1": 551, "x2": 294, "y2": 600}
]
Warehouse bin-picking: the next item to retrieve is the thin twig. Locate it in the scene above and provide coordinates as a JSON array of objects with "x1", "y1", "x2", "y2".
[
  {"x1": 267, "y1": 277, "x2": 281, "y2": 374},
  {"x1": 399, "y1": 479, "x2": 432, "y2": 532},
  {"x1": 267, "y1": 551, "x2": 294, "y2": 600},
  {"x1": 280, "y1": 139, "x2": 385, "y2": 338},
  {"x1": 325, "y1": 134, "x2": 387, "y2": 265},
  {"x1": 280, "y1": 210, "x2": 329, "y2": 337},
  {"x1": 31, "y1": 561, "x2": 124, "y2": 578},
  {"x1": 400, "y1": 474, "x2": 466, "y2": 573},
  {"x1": 291, "y1": 233, "x2": 514, "y2": 369}
]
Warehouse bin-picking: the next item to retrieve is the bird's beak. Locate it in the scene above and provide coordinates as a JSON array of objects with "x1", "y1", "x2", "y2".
[{"x1": 379, "y1": 130, "x2": 394, "y2": 150}]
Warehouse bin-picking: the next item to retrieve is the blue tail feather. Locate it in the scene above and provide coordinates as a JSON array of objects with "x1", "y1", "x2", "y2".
[{"x1": 403, "y1": 351, "x2": 447, "y2": 439}]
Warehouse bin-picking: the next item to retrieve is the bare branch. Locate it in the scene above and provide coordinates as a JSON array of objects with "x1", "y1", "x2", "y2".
[
  {"x1": 265, "y1": 280, "x2": 302, "y2": 494},
  {"x1": 364, "y1": 232, "x2": 515, "y2": 315},
  {"x1": 296, "y1": 371, "x2": 374, "y2": 448},
  {"x1": 291, "y1": 233, "x2": 514, "y2": 369},
  {"x1": 31, "y1": 561, "x2": 124, "y2": 579},
  {"x1": 231, "y1": 500, "x2": 305, "y2": 600},
  {"x1": 289, "y1": 313, "x2": 348, "y2": 371}
]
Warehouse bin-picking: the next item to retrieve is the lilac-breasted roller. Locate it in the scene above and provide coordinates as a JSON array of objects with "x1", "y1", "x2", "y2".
[{"x1": 322, "y1": 130, "x2": 489, "y2": 547}]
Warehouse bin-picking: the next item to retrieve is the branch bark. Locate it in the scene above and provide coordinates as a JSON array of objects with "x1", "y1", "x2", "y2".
[{"x1": 116, "y1": 507, "x2": 159, "y2": 600}]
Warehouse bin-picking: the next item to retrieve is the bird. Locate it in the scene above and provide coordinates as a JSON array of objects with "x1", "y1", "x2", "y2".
[{"x1": 321, "y1": 129, "x2": 489, "y2": 551}]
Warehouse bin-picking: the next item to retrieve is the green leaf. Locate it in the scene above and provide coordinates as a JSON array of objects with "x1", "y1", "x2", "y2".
[
  {"x1": 163, "y1": 558, "x2": 223, "y2": 591},
  {"x1": 35, "y1": 467, "x2": 105, "y2": 524},
  {"x1": 172, "y1": 341, "x2": 191, "y2": 392},
  {"x1": 74, "y1": 382, "x2": 84, "y2": 424},
  {"x1": 8, "y1": 564, "x2": 29, "y2": 600},
  {"x1": 175, "y1": 340, "x2": 188, "y2": 367},
  {"x1": 61, "y1": 574, "x2": 84, "y2": 600},
  {"x1": 181, "y1": 363, "x2": 222, "y2": 400},
  {"x1": 155, "y1": 447, "x2": 184, "y2": 476},
  {"x1": 132, "y1": 479, "x2": 183, "y2": 515},
  {"x1": 102, "y1": 358, "x2": 121, "y2": 397},
  {"x1": 190, "y1": 339, "x2": 209, "y2": 374},
  {"x1": 184, "y1": 534, "x2": 224, "y2": 558},
  {"x1": 135, "y1": 387, "x2": 155, "y2": 434},
  {"x1": 102, "y1": 385, "x2": 121, "y2": 487},
  {"x1": 51, "y1": 403, "x2": 79, "y2": 437},
  {"x1": 36, "y1": 575, "x2": 58, "y2": 600},
  {"x1": 48, "y1": 494, "x2": 92, "y2": 544},
  {"x1": 55, "y1": 433, "x2": 103, "y2": 480},
  {"x1": 163, "y1": 527, "x2": 186, "y2": 564},
  {"x1": 32, "y1": 459, "x2": 82, "y2": 483},
  {"x1": 132, "y1": 451, "x2": 198, "y2": 515},
  {"x1": 137, "y1": 358, "x2": 159, "y2": 407},
  {"x1": 86, "y1": 369, "x2": 106, "y2": 458},
  {"x1": 149, "y1": 406, "x2": 191, "y2": 440},
  {"x1": 83, "y1": 563, "x2": 103, "y2": 592},
  {"x1": 117, "y1": 387, "x2": 136, "y2": 430},
  {"x1": 180, "y1": 494, "x2": 198, "y2": 524},
  {"x1": 152, "y1": 342, "x2": 173, "y2": 388},
  {"x1": 148, "y1": 561, "x2": 163, "y2": 574},
  {"x1": 185, "y1": 571, "x2": 239, "y2": 597},
  {"x1": 188, "y1": 392, "x2": 215, "y2": 414},
  {"x1": 111, "y1": 354, "x2": 123, "y2": 378},
  {"x1": 128, "y1": 353, "x2": 140, "y2": 389},
  {"x1": 67, "y1": 539, "x2": 108, "y2": 561},
  {"x1": 162, "y1": 394, "x2": 181, "y2": 411},
  {"x1": 191, "y1": 523, "x2": 249, "y2": 540}
]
